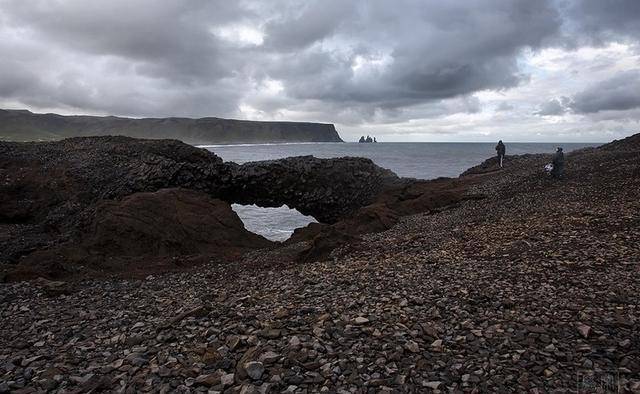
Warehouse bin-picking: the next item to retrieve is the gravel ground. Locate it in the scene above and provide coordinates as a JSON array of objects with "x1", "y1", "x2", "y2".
[{"x1": 1, "y1": 138, "x2": 639, "y2": 393}]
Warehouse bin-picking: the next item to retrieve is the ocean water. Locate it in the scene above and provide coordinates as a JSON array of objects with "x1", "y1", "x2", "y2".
[{"x1": 203, "y1": 142, "x2": 599, "y2": 241}]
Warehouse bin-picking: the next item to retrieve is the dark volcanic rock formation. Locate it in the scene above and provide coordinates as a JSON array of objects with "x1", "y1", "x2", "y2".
[
  {"x1": 600, "y1": 132, "x2": 640, "y2": 151},
  {"x1": 227, "y1": 156, "x2": 399, "y2": 223},
  {"x1": 0, "y1": 136, "x2": 399, "y2": 276},
  {"x1": 0, "y1": 136, "x2": 232, "y2": 269},
  {"x1": 290, "y1": 177, "x2": 485, "y2": 262},
  {"x1": 0, "y1": 136, "x2": 230, "y2": 220},
  {"x1": 0, "y1": 109, "x2": 344, "y2": 144},
  {"x1": 0, "y1": 136, "x2": 396, "y2": 225},
  {"x1": 7, "y1": 189, "x2": 273, "y2": 281},
  {"x1": 82, "y1": 188, "x2": 273, "y2": 258},
  {"x1": 1, "y1": 134, "x2": 639, "y2": 392}
]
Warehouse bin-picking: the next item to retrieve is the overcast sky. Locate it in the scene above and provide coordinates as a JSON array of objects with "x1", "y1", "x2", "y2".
[{"x1": 1, "y1": 0, "x2": 639, "y2": 142}]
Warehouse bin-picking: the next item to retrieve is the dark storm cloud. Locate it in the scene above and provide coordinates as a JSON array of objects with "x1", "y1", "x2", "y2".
[
  {"x1": 0, "y1": 0, "x2": 563, "y2": 118},
  {"x1": 560, "y1": 0, "x2": 640, "y2": 45},
  {"x1": 264, "y1": 1, "x2": 560, "y2": 109},
  {"x1": 571, "y1": 70, "x2": 640, "y2": 113},
  {"x1": 1, "y1": 0, "x2": 246, "y2": 83},
  {"x1": 262, "y1": 1, "x2": 357, "y2": 51},
  {"x1": 0, "y1": 0, "x2": 254, "y2": 116},
  {"x1": 0, "y1": 0, "x2": 638, "y2": 125}
]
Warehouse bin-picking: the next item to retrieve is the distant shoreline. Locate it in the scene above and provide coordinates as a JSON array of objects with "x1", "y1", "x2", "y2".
[
  {"x1": 198, "y1": 141, "x2": 606, "y2": 147},
  {"x1": 197, "y1": 141, "x2": 346, "y2": 148},
  {"x1": 0, "y1": 108, "x2": 344, "y2": 144}
]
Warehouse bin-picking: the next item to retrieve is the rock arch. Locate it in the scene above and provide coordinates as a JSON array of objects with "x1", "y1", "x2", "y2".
[{"x1": 0, "y1": 136, "x2": 399, "y2": 270}]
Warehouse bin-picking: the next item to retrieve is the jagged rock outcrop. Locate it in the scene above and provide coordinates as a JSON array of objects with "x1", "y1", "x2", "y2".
[
  {"x1": 6, "y1": 189, "x2": 273, "y2": 281},
  {"x1": 289, "y1": 177, "x2": 485, "y2": 262},
  {"x1": 0, "y1": 109, "x2": 344, "y2": 144},
  {"x1": 82, "y1": 188, "x2": 273, "y2": 258},
  {"x1": 0, "y1": 136, "x2": 232, "y2": 268},
  {"x1": 0, "y1": 136, "x2": 230, "y2": 222},
  {"x1": 0, "y1": 136, "x2": 397, "y2": 225},
  {"x1": 0, "y1": 136, "x2": 399, "y2": 276},
  {"x1": 227, "y1": 156, "x2": 399, "y2": 223}
]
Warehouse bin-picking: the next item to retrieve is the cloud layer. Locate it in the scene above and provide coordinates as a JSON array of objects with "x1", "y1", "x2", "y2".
[
  {"x1": 0, "y1": 0, "x2": 639, "y2": 141},
  {"x1": 572, "y1": 71, "x2": 640, "y2": 113}
]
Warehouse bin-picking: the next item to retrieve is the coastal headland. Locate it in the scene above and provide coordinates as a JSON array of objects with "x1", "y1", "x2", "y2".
[
  {"x1": 0, "y1": 134, "x2": 639, "y2": 392},
  {"x1": 0, "y1": 109, "x2": 344, "y2": 145}
]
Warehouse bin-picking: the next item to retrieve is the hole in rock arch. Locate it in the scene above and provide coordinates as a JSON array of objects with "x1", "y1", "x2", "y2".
[{"x1": 231, "y1": 204, "x2": 318, "y2": 242}]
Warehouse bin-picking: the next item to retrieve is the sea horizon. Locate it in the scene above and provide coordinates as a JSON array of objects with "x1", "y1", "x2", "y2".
[
  {"x1": 198, "y1": 140, "x2": 609, "y2": 148},
  {"x1": 207, "y1": 141, "x2": 601, "y2": 241}
]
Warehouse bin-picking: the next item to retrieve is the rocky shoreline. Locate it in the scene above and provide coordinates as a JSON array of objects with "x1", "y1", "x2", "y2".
[
  {"x1": 1, "y1": 134, "x2": 639, "y2": 392},
  {"x1": 0, "y1": 136, "x2": 399, "y2": 281}
]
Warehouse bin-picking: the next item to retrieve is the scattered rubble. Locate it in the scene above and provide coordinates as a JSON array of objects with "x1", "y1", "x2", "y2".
[{"x1": 0, "y1": 134, "x2": 639, "y2": 391}]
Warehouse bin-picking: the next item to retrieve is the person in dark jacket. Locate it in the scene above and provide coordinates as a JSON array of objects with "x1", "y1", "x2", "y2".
[
  {"x1": 495, "y1": 140, "x2": 506, "y2": 168},
  {"x1": 551, "y1": 147, "x2": 564, "y2": 178}
]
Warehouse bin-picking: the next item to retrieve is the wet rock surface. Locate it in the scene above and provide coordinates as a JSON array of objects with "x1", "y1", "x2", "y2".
[{"x1": 0, "y1": 134, "x2": 639, "y2": 392}]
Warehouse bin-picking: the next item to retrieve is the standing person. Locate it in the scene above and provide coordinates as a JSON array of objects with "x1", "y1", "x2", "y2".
[
  {"x1": 551, "y1": 147, "x2": 564, "y2": 178},
  {"x1": 495, "y1": 140, "x2": 506, "y2": 168}
]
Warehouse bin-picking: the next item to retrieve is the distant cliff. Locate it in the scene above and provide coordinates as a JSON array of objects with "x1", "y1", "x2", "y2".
[{"x1": 0, "y1": 109, "x2": 343, "y2": 144}]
